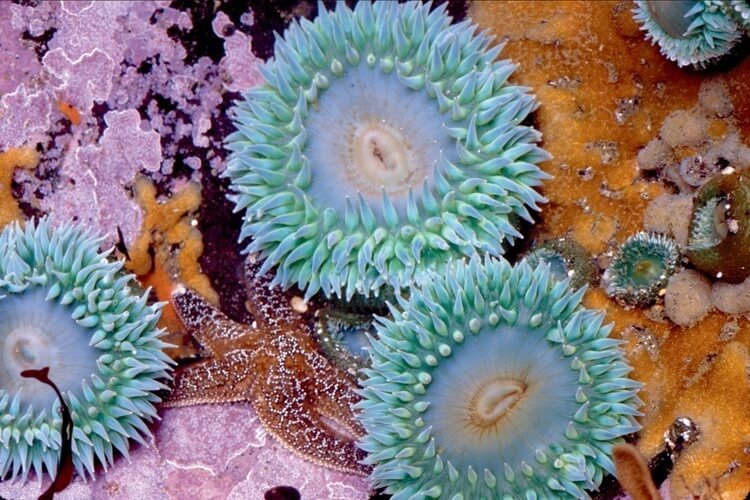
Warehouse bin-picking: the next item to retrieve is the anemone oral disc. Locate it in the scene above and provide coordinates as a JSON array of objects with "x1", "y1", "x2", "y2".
[
  {"x1": 647, "y1": 0, "x2": 700, "y2": 39},
  {"x1": 306, "y1": 63, "x2": 451, "y2": 213},
  {"x1": 0, "y1": 289, "x2": 98, "y2": 413},
  {"x1": 426, "y1": 320, "x2": 579, "y2": 474}
]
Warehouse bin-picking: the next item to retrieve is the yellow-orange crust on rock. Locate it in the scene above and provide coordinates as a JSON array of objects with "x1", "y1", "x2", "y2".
[
  {"x1": 0, "y1": 148, "x2": 37, "y2": 228},
  {"x1": 471, "y1": 1, "x2": 750, "y2": 497},
  {"x1": 129, "y1": 177, "x2": 217, "y2": 359}
]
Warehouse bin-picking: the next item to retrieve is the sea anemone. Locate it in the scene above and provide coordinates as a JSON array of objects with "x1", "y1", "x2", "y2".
[
  {"x1": 357, "y1": 255, "x2": 642, "y2": 498},
  {"x1": 315, "y1": 307, "x2": 375, "y2": 379},
  {"x1": 633, "y1": 0, "x2": 743, "y2": 68},
  {"x1": 0, "y1": 218, "x2": 172, "y2": 482},
  {"x1": 522, "y1": 237, "x2": 597, "y2": 289},
  {"x1": 686, "y1": 171, "x2": 750, "y2": 282},
  {"x1": 225, "y1": 0, "x2": 551, "y2": 300},
  {"x1": 604, "y1": 232, "x2": 681, "y2": 307},
  {"x1": 726, "y1": 0, "x2": 750, "y2": 26}
]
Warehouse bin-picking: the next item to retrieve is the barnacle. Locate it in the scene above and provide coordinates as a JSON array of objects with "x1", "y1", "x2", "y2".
[
  {"x1": 357, "y1": 255, "x2": 642, "y2": 498},
  {"x1": 686, "y1": 171, "x2": 750, "y2": 282},
  {"x1": 0, "y1": 218, "x2": 172, "y2": 482},
  {"x1": 522, "y1": 237, "x2": 597, "y2": 289},
  {"x1": 604, "y1": 232, "x2": 681, "y2": 307},
  {"x1": 632, "y1": 0, "x2": 743, "y2": 68},
  {"x1": 225, "y1": 0, "x2": 551, "y2": 299}
]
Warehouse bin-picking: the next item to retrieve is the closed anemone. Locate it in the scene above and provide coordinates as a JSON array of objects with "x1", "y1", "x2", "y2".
[
  {"x1": 0, "y1": 218, "x2": 172, "y2": 482},
  {"x1": 224, "y1": 0, "x2": 551, "y2": 300},
  {"x1": 686, "y1": 171, "x2": 750, "y2": 282},
  {"x1": 315, "y1": 307, "x2": 375, "y2": 378},
  {"x1": 522, "y1": 237, "x2": 597, "y2": 289},
  {"x1": 604, "y1": 232, "x2": 681, "y2": 307},
  {"x1": 632, "y1": 0, "x2": 743, "y2": 68},
  {"x1": 357, "y1": 255, "x2": 642, "y2": 499}
]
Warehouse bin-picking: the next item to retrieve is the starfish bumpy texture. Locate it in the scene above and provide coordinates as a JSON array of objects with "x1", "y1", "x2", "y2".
[
  {"x1": 164, "y1": 258, "x2": 368, "y2": 475},
  {"x1": 225, "y1": 0, "x2": 551, "y2": 300}
]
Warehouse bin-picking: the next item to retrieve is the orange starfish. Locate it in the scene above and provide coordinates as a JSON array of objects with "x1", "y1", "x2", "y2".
[{"x1": 163, "y1": 258, "x2": 369, "y2": 476}]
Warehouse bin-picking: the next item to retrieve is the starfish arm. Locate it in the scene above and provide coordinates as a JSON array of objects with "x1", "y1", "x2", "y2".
[
  {"x1": 163, "y1": 349, "x2": 255, "y2": 407},
  {"x1": 243, "y1": 257, "x2": 300, "y2": 327},
  {"x1": 302, "y1": 344, "x2": 366, "y2": 439},
  {"x1": 172, "y1": 287, "x2": 259, "y2": 354},
  {"x1": 253, "y1": 367, "x2": 370, "y2": 477}
]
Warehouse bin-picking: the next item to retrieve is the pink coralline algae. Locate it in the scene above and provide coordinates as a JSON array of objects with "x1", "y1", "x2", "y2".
[
  {"x1": 39, "y1": 109, "x2": 161, "y2": 247},
  {"x1": 4, "y1": 0, "x2": 263, "y2": 244},
  {"x1": 0, "y1": 83, "x2": 52, "y2": 149},
  {"x1": 43, "y1": 48, "x2": 116, "y2": 114},
  {"x1": 212, "y1": 11, "x2": 264, "y2": 93},
  {"x1": 0, "y1": 1, "x2": 372, "y2": 496},
  {"x1": 0, "y1": 405, "x2": 369, "y2": 500}
]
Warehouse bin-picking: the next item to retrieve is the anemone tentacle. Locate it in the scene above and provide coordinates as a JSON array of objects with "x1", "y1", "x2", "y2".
[
  {"x1": 727, "y1": 0, "x2": 750, "y2": 26},
  {"x1": 686, "y1": 172, "x2": 750, "y2": 282},
  {"x1": 357, "y1": 255, "x2": 642, "y2": 498},
  {"x1": 633, "y1": 0, "x2": 743, "y2": 68},
  {"x1": 604, "y1": 232, "x2": 681, "y2": 308},
  {"x1": 225, "y1": 0, "x2": 551, "y2": 299},
  {"x1": 0, "y1": 218, "x2": 172, "y2": 483}
]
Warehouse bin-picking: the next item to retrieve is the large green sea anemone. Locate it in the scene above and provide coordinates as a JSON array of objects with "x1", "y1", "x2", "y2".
[
  {"x1": 357, "y1": 256, "x2": 642, "y2": 498},
  {"x1": 0, "y1": 218, "x2": 172, "y2": 482},
  {"x1": 633, "y1": 0, "x2": 744, "y2": 68},
  {"x1": 225, "y1": 0, "x2": 550, "y2": 299}
]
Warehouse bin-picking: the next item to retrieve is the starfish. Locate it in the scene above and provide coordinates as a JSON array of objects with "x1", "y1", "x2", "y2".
[{"x1": 163, "y1": 257, "x2": 369, "y2": 476}]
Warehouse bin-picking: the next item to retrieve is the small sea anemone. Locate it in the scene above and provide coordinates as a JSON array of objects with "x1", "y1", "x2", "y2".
[
  {"x1": 686, "y1": 171, "x2": 750, "y2": 282},
  {"x1": 522, "y1": 237, "x2": 597, "y2": 289},
  {"x1": 225, "y1": 1, "x2": 551, "y2": 300},
  {"x1": 314, "y1": 307, "x2": 375, "y2": 379},
  {"x1": 0, "y1": 218, "x2": 172, "y2": 482},
  {"x1": 604, "y1": 232, "x2": 681, "y2": 307},
  {"x1": 727, "y1": 0, "x2": 750, "y2": 26},
  {"x1": 357, "y1": 255, "x2": 642, "y2": 498},
  {"x1": 633, "y1": 0, "x2": 743, "y2": 68}
]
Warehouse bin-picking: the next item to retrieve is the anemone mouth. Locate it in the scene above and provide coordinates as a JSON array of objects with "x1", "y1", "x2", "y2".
[
  {"x1": 357, "y1": 256, "x2": 643, "y2": 498},
  {"x1": 468, "y1": 376, "x2": 527, "y2": 430},
  {"x1": 0, "y1": 218, "x2": 171, "y2": 483},
  {"x1": 225, "y1": 1, "x2": 551, "y2": 299},
  {"x1": 633, "y1": 0, "x2": 742, "y2": 67},
  {"x1": 0, "y1": 288, "x2": 98, "y2": 414},
  {"x1": 426, "y1": 321, "x2": 580, "y2": 473}
]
